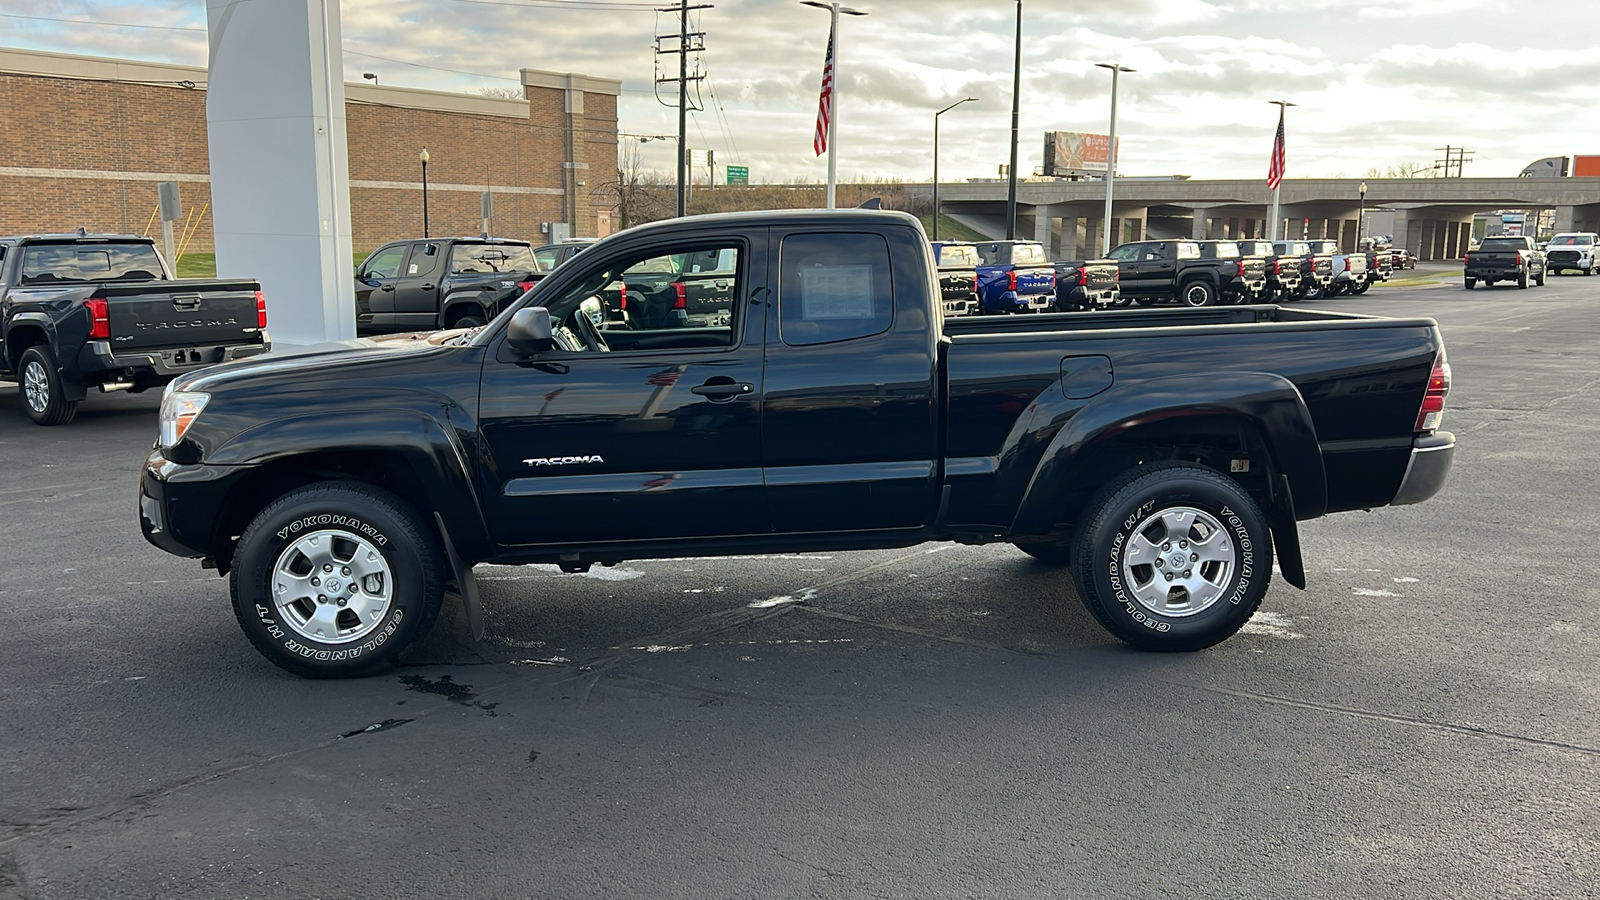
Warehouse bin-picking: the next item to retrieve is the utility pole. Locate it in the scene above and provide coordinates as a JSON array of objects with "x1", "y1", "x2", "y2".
[{"x1": 656, "y1": 1, "x2": 711, "y2": 216}]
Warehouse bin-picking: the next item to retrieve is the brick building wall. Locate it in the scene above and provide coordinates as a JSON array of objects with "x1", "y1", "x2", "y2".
[{"x1": 0, "y1": 47, "x2": 619, "y2": 256}]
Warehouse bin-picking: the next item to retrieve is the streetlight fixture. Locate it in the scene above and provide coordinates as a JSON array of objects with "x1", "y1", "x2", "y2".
[
  {"x1": 419, "y1": 148, "x2": 431, "y2": 238},
  {"x1": 1004, "y1": 0, "x2": 1021, "y2": 239},
  {"x1": 361, "y1": 72, "x2": 378, "y2": 85},
  {"x1": 932, "y1": 97, "x2": 978, "y2": 241},
  {"x1": 1357, "y1": 181, "x2": 1368, "y2": 248},
  {"x1": 802, "y1": 0, "x2": 869, "y2": 209},
  {"x1": 1095, "y1": 62, "x2": 1133, "y2": 255}
]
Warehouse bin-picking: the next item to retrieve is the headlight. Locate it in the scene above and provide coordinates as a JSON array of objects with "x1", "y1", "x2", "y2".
[{"x1": 159, "y1": 389, "x2": 210, "y2": 448}]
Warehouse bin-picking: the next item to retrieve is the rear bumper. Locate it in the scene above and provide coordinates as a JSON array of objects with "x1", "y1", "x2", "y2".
[
  {"x1": 1463, "y1": 265, "x2": 1523, "y2": 280},
  {"x1": 1391, "y1": 432, "x2": 1455, "y2": 506},
  {"x1": 83, "y1": 336, "x2": 271, "y2": 381},
  {"x1": 985, "y1": 290, "x2": 1054, "y2": 312},
  {"x1": 1059, "y1": 285, "x2": 1119, "y2": 307}
]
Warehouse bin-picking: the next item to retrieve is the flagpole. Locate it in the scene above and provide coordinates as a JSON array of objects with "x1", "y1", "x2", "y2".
[
  {"x1": 1268, "y1": 99, "x2": 1295, "y2": 241},
  {"x1": 803, "y1": 1, "x2": 867, "y2": 210}
]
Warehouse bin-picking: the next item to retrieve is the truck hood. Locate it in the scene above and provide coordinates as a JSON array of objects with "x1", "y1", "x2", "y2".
[{"x1": 175, "y1": 328, "x2": 471, "y2": 394}]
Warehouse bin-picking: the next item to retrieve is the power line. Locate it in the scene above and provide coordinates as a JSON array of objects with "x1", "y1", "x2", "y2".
[
  {"x1": 455, "y1": 0, "x2": 660, "y2": 8},
  {"x1": 0, "y1": 12, "x2": 205, "y2": 31}
]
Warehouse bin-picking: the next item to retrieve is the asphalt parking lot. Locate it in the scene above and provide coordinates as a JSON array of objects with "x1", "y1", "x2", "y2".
[{"x1": 2, "y1": 263, "x2": 1597, "y2": 899}]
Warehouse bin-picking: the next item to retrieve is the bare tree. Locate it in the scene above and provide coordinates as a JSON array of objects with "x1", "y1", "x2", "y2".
[
  {"x1": 476, "y1": 86, "x2": 525, "y2": 100},
  {"x1": 1365, "y1": 161, "x2": 1432, "y2": 178},
  {"x1": 592, "y1": 142, "x2": 674, "y2": 231}
]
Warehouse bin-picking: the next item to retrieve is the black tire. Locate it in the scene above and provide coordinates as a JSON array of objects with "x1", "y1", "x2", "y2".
[
  {"x1": 1517, "y1": 271, "x2": 1529, "y2": 289},
  {"x1": 1014, "y1": 541, "x2": 1072, "y2": 565},
  {"x1": 1352, "y1": 280, "x2": 1371, "y2": 294},
  {"x1": 1180, "y1": 280, "x2": 1215, "y2": 307},
  {"x1": 230, "y1": 481, "x2": 445, "y2": 678},
  {"x1": 1108, "y1": 294, "x2": 1132, "y2": 309},
  {"x1": 17, "y1": 346, "x2": 78, "y2": 426},
  {"x1": 1536, "y1": 268, "x2": 1546, "y2": 286},
  {"x1": 452, "y1": 315, "x2": 486, "y2": 329},
  {"x1": 1071, "y1": 463, "x2": 1273, "y2": 652},
  {"x1": 1302, "y1": 282, "x2": 1323, "y2": 300},
  {"x1": 1464, "y1": 277, "x2": 1475, "y2": 290}
]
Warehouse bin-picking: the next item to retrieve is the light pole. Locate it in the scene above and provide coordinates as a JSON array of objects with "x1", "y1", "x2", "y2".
[
  {"x1": 362, "y1": 72, "x2": 378, "y2": 86},
  {"x1": 1357, "y1": 181, "x2": 1368, "y2": 248},
  {"x1": 932, "y1": 97, "x2": 978, "y2": 241},
  {"x1": 419, "y1": 148, "x2": 430, "y2": 238},
  {"x1": 1095, "y1": 62, "x2": 1133, "y2": 255},
  {"x1": 802, "y1": 1, "x2": 869, "y2": 209},
  {"x1": 1267, "y1": 99, "x2": 1295, "y2": 241},
  {"x1": 1004, "y1": 0, "x2": 1021, "y2": 238}
]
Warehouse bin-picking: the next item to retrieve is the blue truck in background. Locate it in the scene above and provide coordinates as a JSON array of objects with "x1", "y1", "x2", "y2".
[{"x1": 974, "y1": 240, "x2": 1057, "y2": 313}]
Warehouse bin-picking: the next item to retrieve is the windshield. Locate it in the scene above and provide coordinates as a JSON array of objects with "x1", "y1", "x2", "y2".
[
  {"x1": 937, "y1": 245, "x2": 979, "y2": 267},
  {"x1": 1549, "y1": 235, "x2": 1595, "y2": 246},
  {"x1": 449, "y1": 243, "x2": 537, "y2": 274},
  {"x1": 20, "y1": 242, "x2": 167, "y2": 284}
]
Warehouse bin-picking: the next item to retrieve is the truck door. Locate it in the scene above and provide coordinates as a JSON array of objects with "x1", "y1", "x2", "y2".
[
  {"x1": 477, "y1": 230, "x2": 769, "y2": 546},
  {"x1": 761, "y1": 227, "x2": 940, "y2": 533},
  {"x1": 392, "y1": 241, "x2": 444, "y2": 330},
  {"x1": 1105, "y1": 243, "x2": 1143, "y2": 296},
  {"x1": 355, "y1": 243, "x2": 408, "y2": 331}
]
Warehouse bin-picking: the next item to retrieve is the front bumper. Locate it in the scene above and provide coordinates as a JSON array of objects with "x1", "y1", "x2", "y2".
[
  {"x1": 1546, "y1": 253, "x2": 1592, "y2": 269},
  {"x1": 140, "y1": 449, "x2": 246, "y2": 559},
  {"x1": 1391, "y1": 432, "x2": 1455, "y2": 506}
]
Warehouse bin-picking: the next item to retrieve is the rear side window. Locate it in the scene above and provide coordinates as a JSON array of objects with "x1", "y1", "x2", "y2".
[
  {"x1": 780, "y1": 233, "x2": 893, "y2": 347},
  {"x1": 1176, "y1": 242, "x2": 1201, "y2": 260},
  {"x1": 406, "y1": 242, "x2": 442, "y2": 277}
]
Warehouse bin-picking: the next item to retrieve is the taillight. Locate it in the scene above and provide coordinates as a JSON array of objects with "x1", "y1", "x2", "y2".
[
  {"x1": 1007, "y1": 270, "x2": 1018, "y2": 291},
  {"x1": 85, "y1": 297, "x2": 110, "y2": 339},
  {"x1": 1236, "y1": 259, "x2": 1246, "y2": 278},
  {"x1": 516, "y1": 281, "x2": 535, "y2": 294},
  {"x1": 1272, "y1": 258, "x2": 1281, "y2": 275},
  {"x1": 254, "y1": 290, "x2": 267, "y2": 329},
  {"x1": 1414, "y1": 349, "x2": 1451, "y2": 433},
  {"x1": 671, "y1": 282, "x2": 687, "y2": 309}
]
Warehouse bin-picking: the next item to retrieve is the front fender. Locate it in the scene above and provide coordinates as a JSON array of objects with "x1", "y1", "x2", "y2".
[
  {"x1": 1011, "y1": 371, "x2": 1328, "y2": 534},
  {"x1": 207, "y1": 408, "x2": 493, "y2": 561}
]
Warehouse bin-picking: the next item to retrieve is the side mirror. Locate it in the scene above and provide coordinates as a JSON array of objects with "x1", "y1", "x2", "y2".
[{"x1": 507, "y1": 306, "x2": 555, "y2": 355}]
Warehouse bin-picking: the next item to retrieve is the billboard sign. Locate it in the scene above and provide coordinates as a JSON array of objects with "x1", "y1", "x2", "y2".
[{"x1": 1043, "y1": 131, "x2": 1119, "y2": 176}]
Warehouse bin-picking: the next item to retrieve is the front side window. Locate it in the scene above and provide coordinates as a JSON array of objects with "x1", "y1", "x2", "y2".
[
  {"x1": 780, "y1": 233, "x2": 893, "y2": 347},
  {"x1": 536, "y1": 243, "x2": 743, "y2": 352},
  {"x1": 362, "y1": 245, "x2": 406, "y2": 280},
  {"x1": 1106, "y1": 244, "x2": 1139, "y2": 261}
]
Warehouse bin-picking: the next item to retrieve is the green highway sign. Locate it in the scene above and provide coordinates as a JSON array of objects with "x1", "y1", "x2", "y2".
[{"x1": 726, "y1": 165, "x2": 749, "y2": 185}]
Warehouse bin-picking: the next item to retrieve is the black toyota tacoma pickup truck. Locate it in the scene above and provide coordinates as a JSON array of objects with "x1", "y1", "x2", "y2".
[
  {"x1": 355, "y1": 237, "x2": 541, "y2": 335},
  {"x1": 930, "y1": 241, "x2": 980, "y2": 316},
  {"x1": 1272, "y1": 240, "x2": 1335, "y2": 300},
  {"x1": 1050, "y1": 257, "x2": 1120, "y2": 311},
  {"x1": 1104, "y1": 239, "x2": 1244, "y2": 307},
  {"x1": 1236, "y1": 239, "x2": 1302, "y2": 301},
  {"x1": 139, "y1": 209, "x2": 1456, "y2": 678},
  {"x1": 1, "y1": 233, "x2": 269, "y2": 425},
  {"x1": 1463, "y1": 236, "x2": 1546, "y2": 290}
]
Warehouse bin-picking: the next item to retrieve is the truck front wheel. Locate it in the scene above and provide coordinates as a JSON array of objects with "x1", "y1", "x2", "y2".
[
  {"x1": 229, "y1": 482, "x2": 445, "y2": 678},
  {"x1": 18, "y1": 346, "x2": 78, "y2": 426},
  {"x1": 1071, "y1": 463, "x2": 1273, "y2": 652}
]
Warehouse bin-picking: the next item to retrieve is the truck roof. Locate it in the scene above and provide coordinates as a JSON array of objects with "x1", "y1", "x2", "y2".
[
  {"x1": 620, "y1": 208, "x2": 923, "y2": 241},
  {"x1": 1, "y1": 233, "x2": 154, "y2": 243}
]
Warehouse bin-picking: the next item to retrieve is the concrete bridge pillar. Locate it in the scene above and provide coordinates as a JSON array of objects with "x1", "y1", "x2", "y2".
[
  {"x1": 1060, "y1": 216, "x2": 1078, "y2": 259},
  {"x1": 1555, "y1": 206, "x2": 1576, "y2": 233},
  {"x1": 1191, "y1": 207, "x2": 1210, "y2": 240},
  {"x1": 1032, "y1": 204, "x2": 1053, "y2": 254}
]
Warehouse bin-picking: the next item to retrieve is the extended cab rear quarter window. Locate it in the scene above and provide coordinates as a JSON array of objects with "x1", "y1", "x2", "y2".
[{"x1": 780, "y1": 233, "x2": 893, "y2": 346}]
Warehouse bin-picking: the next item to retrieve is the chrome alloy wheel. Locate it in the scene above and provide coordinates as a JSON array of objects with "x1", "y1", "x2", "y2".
[
  {"x1": 271, "y1": 530, "x2": 394, "y2": 643},
  {"x1": 1119, "y1": 506, "x2": 1235, "y2": 617},
  {"x1": 22, "y1": 359, "x2": 49, "y2": 413}
]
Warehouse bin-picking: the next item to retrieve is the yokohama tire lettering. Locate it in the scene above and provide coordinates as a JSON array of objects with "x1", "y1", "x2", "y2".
[{"x1": 277, "y1": 514, "x2": 389, "y2": 546}]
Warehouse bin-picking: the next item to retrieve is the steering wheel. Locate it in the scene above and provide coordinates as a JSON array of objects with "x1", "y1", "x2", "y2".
[{"x1": 569, "y1": 306, "x2": 610, "y2": 353}]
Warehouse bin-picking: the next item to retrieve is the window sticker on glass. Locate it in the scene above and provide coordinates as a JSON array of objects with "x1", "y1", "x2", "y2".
[
  {"x1": 408, "y1": 263, "x2": 419, "y2": 275},
  {"x1": 800, "y1": 265, "x2": 874, "y2": 319}
]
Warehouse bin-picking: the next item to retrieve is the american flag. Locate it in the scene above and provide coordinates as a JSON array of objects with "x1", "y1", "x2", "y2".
[
  {"x1": 813, "y1": 25, "x2": 835, "y2": 157},
  {"x1": 1266, "y1": 106, "x2": 1286, "y2": 190}
]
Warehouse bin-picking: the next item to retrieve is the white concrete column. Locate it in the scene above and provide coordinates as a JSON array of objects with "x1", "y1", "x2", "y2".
[
  {"x1": 1032, "y1": 204, "x2": 1053, "y2": 251},
  {"x1": 206, "y1": 0, "x2": 356, "y2": 345},
  {"x1": 1060, "y1": 216, "x2": 1078, "y2": 260},
  {"x1": 1190, "y1": 209, "x2": 1209, "y2": 240}
]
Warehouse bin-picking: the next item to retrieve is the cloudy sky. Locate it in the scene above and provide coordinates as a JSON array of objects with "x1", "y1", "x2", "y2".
[{"x1": 1, "y1": 0, "x2": 1592, "y2": 183}]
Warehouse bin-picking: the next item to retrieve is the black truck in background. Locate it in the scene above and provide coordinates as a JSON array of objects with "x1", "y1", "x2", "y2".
[
  {"x1": 1236, "y1": 239, "x2": 1302, "y2": 301},
  {"x1": 1196, "y1": 240, "x2": 1270, "y2": 304},
  {"x1": 1103, "y1": 239, "x2": 1245, "y2": 307},
  {"x1": 1272, "y1": 240, "x2": 1335, "y2": 300},
  {"x1": 1051, "y1": 257, "x2": 1120, "y2": 310},
  {"x1": 355, "y1": 237, "x2": 541, "y2": 336},
  {"x1": 1464, "y1": 236, "x2": 1547, "y2": 290},
  {"x1": 140, "y1": 209, "x2": 1456, "y2": 678},
  {"x1": 0, "y1": 233, "x2": 269, "y2": 425}
]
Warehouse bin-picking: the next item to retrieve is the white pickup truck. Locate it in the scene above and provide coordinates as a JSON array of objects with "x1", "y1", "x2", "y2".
[{"x1": 1543, "y1": 232, "x2": 1600, "y2": 275}]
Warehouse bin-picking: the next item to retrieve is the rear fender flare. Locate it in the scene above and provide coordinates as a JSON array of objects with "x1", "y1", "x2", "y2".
[
  {"x1": 4, "y1": 313, "x2": 59, "y2": 364},
  {"x1": 440, "y1": 292, "x2": 492, "y2": 326},
  {"x1": 1011, "y1": 371, "x2": 1328, "y2": 535},
  {"x1": 209, "y1": 409, "x2": 492, "y2": 561}
]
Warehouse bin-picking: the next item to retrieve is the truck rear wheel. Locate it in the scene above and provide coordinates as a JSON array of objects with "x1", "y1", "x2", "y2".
[
  {"x1": 229, "y1": 482, "x2": 445, "y2": 678},
  {"x1": 1070, "y1": 463, "x2": 1273, "y2": 652},
  {"x1": 18, "y1": 346, "x2": 78, "y2": 426}
]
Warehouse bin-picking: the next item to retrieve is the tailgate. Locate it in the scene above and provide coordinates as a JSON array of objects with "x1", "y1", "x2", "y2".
[
  {"x1": 1014, "y1": 266, "x2": 1055, "y2": 294},
  {"x1": 1242, "y1": 259, "x2": 1267, "y2": 280},
  {"x1": 940, "y1": 270, "x2": 977, "y2": 299},
  {"x1": 103, "y1": 279, "x2": 262, "y2": 351},
  {"x1": 1085, "y1": 263, "x2": 1119, "y2": 289}
]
